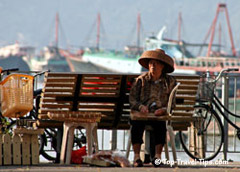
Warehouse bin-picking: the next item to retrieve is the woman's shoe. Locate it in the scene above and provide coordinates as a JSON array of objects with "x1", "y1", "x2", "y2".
[{"x1": 133, "y1": 159, "x2": 143, "y2": 167}]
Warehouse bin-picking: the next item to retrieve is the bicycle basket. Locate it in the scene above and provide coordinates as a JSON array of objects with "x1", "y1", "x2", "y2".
[
  {"x1": 197, "y1": 78, "x2": 216, "y2": 101},
  {"x1": 0, "y1": 74, "x2": 34, "y2": 118}
]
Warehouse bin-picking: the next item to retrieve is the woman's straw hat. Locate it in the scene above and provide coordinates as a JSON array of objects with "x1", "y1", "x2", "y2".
[{"x1": 138, "y1": 49, "x2": 174, "y2": 73}]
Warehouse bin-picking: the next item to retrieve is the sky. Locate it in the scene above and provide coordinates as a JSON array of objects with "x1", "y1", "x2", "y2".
[{"x1": 0, "y1": 0, "x2": 239, "y2": 55}]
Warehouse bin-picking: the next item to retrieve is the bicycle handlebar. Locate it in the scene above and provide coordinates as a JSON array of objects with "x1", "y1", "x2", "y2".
[
  {"x1": 206, "y1": 68, "x2": 239, "y2": 83},
  {"x1": 33, "y1": 70, "x2": 50, "y2": 77},
  {"x1": 1, "y1": 68, "x2": 19, "y2": 74},
  {"x1": 226, "y1": 68, "x2": 239, "y2": 72}
]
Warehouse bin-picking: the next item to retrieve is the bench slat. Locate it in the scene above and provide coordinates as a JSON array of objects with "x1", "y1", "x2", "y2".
[
  {"x1": 174, "y1": 106, "x2": 195, "y2": 111},
  {"x1": 41, "y1": 93, "x2": 74, "y2": 97},
  {"x1": 176, "y1": 101, "x2": 196, "y2": 105},
  {"x1": 80, "y1": 89, "x2": 119, "y2": 94},
  {"x1": 176, "y1": 95, "x2": 196, "y2": 101},
  {"x1": 45, "y1": 78, "x2": 76, "y2": 82},
  {"x1": 177, "y1": 81, "x2": 200, "y2": 85},
  {"x1": 172, "y1": 112, "x2": 194, "y2": 116},
  {"x1": 40, "y1": 104, "x2": 72, "y2": 109},
  {"x1": 43, "y1": 88, "x2": 75, "y2": 92},
  {"x1": 41, "y1": 98, "x2": 71, "y2": 103},
  {"x1": 178, "y1": 85, "x2": 198, "y2": 90},
  {"x1": 81, "y1": 84, "x2": 121, "y2": 88},
  {"x1": 36, "y1": 119, "x2": 63, "y2": 128},
  {"x1": 82, "y1": 79, "x2": 121, "y2": 83},
  {"x1": 45, "y1": 83, "x2": 75, "y2": 87},
  {"x1": 47, "y1": 73, "x2": 78, "y2": 77},
  {"x1": 78, "y1": 105, "x2": 116, "y2": 109},
  {"x1": 177, "y1": 90, "x2": 198, "y2": 95}
]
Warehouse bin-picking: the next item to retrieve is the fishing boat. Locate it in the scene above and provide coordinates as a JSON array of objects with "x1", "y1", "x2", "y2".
[
  {"x1": 145, "y1": 27, "x2": 240, "y2": 74},
  {"x1": 78, "y1": 47, "x2": 142, "y2": 73},
  {"x1": 75, "y1": 3, "x2": 240, "y2": 74},
  {"x1": 29, "y1": 13, "x2": 114, "y2": 73},
  {"x1": 0, "y1": 43, "x2": 33, "y2": 71},
  {"x1": 66, "y1": 13, "x2": 144, "y2": 73},
  {"x1": 59, "y1": 48, "x2": 115, "y2": 73}
]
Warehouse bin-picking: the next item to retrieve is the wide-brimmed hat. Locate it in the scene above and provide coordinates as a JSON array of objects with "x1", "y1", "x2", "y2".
[{"x1": 138, "y1": 49, "x2": 174, "y2": 73}]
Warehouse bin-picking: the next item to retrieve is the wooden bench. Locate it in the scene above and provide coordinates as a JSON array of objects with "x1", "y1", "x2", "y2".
[
  {"x1": 37, "y1": 72, "x2": 137, "y2": 164},
  {"x1": 37, "y1": 72, "x2": 200, "y2": 164}
]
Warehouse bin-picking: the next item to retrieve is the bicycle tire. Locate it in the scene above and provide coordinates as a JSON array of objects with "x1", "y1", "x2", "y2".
[
  {"x1": 179, "y1": 104, "x2": 224, "y2": 161},
  {"x1": 39, "y1": 127, "x2": 87, "y2": 162},
  {"x1": 39, "y1": 132, "x2": 56, "y2": 161},
  {"x1": 39, "y1": 128, "x2": 59, "y2": 161}
]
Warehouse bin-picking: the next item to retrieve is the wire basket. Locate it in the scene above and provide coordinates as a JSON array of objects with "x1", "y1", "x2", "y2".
[
  {"x1": 197, "y1": 78, "x2": 216, "y2": 102},
  {"x1": 0, "y1": 74, "x2": 34, "y2": 118}
]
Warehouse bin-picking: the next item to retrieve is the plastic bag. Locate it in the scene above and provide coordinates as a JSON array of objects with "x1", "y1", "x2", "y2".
[{"x1": 91, "y1": 150, "x2": 131, "y2": 167}]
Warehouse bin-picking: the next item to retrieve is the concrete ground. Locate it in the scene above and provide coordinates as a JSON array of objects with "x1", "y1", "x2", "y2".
[{"x1": 0, "y1": 162, "x2": 240, "y2": 172}]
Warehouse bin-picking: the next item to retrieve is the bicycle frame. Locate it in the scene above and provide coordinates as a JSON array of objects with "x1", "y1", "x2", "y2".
[{"x1": 212, "y1": 94, "x2": 240, "y2": 130}]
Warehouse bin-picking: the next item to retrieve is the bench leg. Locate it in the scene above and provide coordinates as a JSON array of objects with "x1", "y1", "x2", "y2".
[
  {"x1": 144, "y1": 130, "x2": 151, "y2": 161},
  {"x1": 167, "y1": 125, "x2": 177, "y2": 166},
  {"x1": 126, "y1": 129, "x2": 131, "y2": 159},
  {"x1": 60, "y1": 122, "x2": 98, "y2": 164},
  {"x1": 60, "y1": 122, "x2": 71, "y2": 164},
  {"x1": 92, "y1": 124, "x2": 99, "y2": 153},
  {"x1": 164, "y1": 136, "x2": 170, "y2": 161},
  {"x1": 56, "y1": 128, "x2": 63, "y2": 163},
  {"x1": 65, "y1": 126, "x2": 75, "y2": 164}
]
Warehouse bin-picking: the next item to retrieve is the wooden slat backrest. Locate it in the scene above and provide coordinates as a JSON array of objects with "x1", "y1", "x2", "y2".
[
  {"x1": 171, "y1": 74, "x2": 200, "y2": 130},
  {"x1": 38, "y1": 72, "x2": 200, "y2": 131},
  {"x1": 78, "y1": 74, "x2": 123, "y2": 129},
  {"x1": 39, "y1": 72, "x2": 78, "y2": 118}
]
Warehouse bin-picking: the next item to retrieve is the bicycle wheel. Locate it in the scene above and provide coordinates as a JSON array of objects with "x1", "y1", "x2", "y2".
[
  {"x1": 39, "y1": 127, "x2": 87, "y2": 162},
  {"x1": 39, "y1": 128, "x2": 60, "y2": 161},
  {"x1": 179, "y1": 105, "x2": 224, "y2": 161}
]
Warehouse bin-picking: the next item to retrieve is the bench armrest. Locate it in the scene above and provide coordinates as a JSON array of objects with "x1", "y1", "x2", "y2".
[{"x1": 167, "y1": 82, "x2": 180, "y2": 115}]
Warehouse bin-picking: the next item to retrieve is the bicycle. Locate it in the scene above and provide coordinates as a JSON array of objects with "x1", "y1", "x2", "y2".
[
  {"x1": 0, "y1": 69, "x2": 56, "y2": 159},
  {"x1": 0, "y1": 68, "x2": 87, "y2": 163},
  {"x1": 178, "y1": 68, "x2": 240, "y2": 161}
]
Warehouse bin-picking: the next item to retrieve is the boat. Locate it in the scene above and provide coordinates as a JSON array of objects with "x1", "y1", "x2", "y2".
[
  {"x1": 66, "y1": 13, "x2": 144, "y2": 73},
  {"x1": 144, "y1": 26, "x2": 240, "y2": 74},
  {"x1": 0, "y1": 43, "x2": 34, "y2": 71},
  {"x1": 59, "y1": 48, "x2": 115, "y2": 73},
  {"x1": 76, "y1": 3, "x2": 240, "y2": 74},
  {"x1": 29, "y1": 13, "x2": 114, "y2": 73},
  {"x1": 29, "y1": 43, "x2": 115, "y2": 73},
  {"x1": 78, "y1": 47, "x2": 142, "y2": 73},
  {"x1": 75, "y1": 24, "x2": 240, "y2": 74}
]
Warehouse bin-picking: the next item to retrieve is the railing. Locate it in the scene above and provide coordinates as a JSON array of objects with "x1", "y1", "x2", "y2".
[{"x1": 219, "y1": 73, "x2": 240, "y2": 161}]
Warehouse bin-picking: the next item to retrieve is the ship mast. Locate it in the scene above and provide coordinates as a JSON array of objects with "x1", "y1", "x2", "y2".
[
  {"x1": 178, "y1": 12, "x2": 182, "y2": 41},
  {"x1": 207, "y1": 3, "x2": 236, "y2": 57},
  {"x1": 96, "y1": 13, "x2": 101, "y2": 50},
  {"x1": 137, "y1": 13, "x2": 141, "y2": 55},
  {"x1": 55, "y1": 13, "x2": 59, "y2": 48}
]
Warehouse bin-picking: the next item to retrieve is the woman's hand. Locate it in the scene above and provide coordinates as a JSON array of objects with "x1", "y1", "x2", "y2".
[
  {"x1": 154, "y1": 108, "x2": 167, "y2": 116},
  {"x1": 139, "y1": 105, "x2": 149, "y2": 113}
]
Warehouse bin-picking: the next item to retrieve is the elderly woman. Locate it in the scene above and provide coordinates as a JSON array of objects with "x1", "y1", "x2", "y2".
[{"x1": 129, "y1": 49, "x2": 176, "y2": 167}]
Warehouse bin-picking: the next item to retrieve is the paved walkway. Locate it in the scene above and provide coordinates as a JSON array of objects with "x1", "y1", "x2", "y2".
[{"x1": 0, "y1": 162, "x2": 240, "y2": 172}]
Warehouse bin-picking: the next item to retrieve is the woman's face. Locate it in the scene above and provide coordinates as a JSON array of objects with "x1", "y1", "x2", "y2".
[{"x1": 149, "y1": 59, "x2": 164, "y2": 77}]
